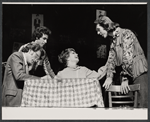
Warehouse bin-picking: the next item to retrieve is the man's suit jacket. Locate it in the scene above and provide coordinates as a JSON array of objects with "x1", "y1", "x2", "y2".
[
  {"x1": 2, "y1": 52, "x2": 41, "y2": 106},
  {"x1": 19, "y1": 42, "x2": 55, "y2": 78}
]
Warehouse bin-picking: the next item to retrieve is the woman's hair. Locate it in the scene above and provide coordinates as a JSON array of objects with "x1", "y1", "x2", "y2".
[
  {"x1": 31, "y1": 26, "x2": 51, "y2": 41},
  {"x1": 21, "y1": 43, "x2": 45, "y2": 59},
  {"x1": 100, "y1": 22, "x2": 120, "y2": 33},
  {"x1": 58, "y1": 48, "x2": 76, "y2": 66},
  {"x1": 95, "y1": 15, "x2": 120, "y2": 33}
]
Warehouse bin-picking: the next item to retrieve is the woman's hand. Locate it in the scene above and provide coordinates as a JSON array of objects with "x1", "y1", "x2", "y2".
[
  {"x1": 120, "y1": 77, "x2": 130, "y2": 94},
  {"x1": 54, "y1": 76, "x2": 62, "y2": 81},
  {"x1": 97, "y1": 65, "x2": 107, "y2": 80},
  {"x1": 41, "y1": 75, "x2": 52, "y2": 80},
  {"x1": 103, "y1": 77, "x2": 113, "y2": 90}
]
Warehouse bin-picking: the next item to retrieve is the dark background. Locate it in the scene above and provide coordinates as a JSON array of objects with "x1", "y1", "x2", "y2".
[{"x1": 2, "y1": 4, "x2": 147, "y2": 74}]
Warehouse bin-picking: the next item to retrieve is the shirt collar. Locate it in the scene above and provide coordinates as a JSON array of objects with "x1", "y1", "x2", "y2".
[
  {"x1": 67, "y1": 65, "x2": 81, "y2": 71},
  {"x1": 113, "y1": 27, "x2": 121, "y2": 39}
]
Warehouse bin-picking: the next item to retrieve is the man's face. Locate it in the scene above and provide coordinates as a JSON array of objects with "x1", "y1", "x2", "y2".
[
  {"x1": 27, "y1": 50, "x2": 41, "y2": 64},
  {"x1": 96, "y1": 24, "x2": 108, "y2": 38},
  {"x1": 67, "y1": 51, "x2": 79, "y2": 64},
  {"x1": 36, "y1": 34, "x2": 48, "y2": 47}
]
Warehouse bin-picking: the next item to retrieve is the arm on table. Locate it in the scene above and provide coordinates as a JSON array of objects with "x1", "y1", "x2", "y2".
[
  {"x1": 42, "y1": 52, "x2": 56, "y2": 79},
  {"x1": 97, "y1": 65, "x2": 107, "y2": 80}
]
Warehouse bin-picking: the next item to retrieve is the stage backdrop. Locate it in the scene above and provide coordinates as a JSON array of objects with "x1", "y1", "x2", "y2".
[{"x1": 12, "y1": 42, "x2": 24, "y2": 53}]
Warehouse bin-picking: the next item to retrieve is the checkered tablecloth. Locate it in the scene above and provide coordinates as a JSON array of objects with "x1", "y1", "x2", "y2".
[{"x1": 21, "y1": 78, "x2": 104, "y2": 107}]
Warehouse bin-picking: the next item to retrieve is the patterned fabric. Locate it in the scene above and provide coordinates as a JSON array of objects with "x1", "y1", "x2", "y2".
[
  {"x1": 21, "y1": 78, "x2": 104, "y2": 107},
  {"x1": 106, "y1": 27, "x2": 148, "y2": 79}
]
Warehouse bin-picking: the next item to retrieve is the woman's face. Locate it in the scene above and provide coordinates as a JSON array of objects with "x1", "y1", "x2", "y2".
[
  {"x1": 67, "y1": 51, "x2": 79, "y2": 64},
  {"x1": 96, "y1": 24, "x2": 108, "y2": 38}
]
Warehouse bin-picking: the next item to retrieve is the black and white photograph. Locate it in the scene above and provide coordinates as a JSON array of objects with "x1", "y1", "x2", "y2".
[{"x1": 1, "y1": 2, "x2": 148, "y2": 120}]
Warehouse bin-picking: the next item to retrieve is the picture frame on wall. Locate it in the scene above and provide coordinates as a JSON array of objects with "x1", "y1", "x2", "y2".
[{"x1": 32, "y1": 14, "x2": 44, "y2": 33}]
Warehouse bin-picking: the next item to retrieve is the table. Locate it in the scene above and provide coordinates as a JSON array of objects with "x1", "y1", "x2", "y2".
[{"x1": 21, "y1": 78, "x2": 104, "y2": 107}]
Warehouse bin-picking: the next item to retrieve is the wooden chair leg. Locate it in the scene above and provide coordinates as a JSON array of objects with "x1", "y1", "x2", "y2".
[
  {"x1": 108, "y1": 92, "x2": 112, "y2": 107},
  {"x1": 134, "y1": 91, "x2": 138, "y2": 107}
]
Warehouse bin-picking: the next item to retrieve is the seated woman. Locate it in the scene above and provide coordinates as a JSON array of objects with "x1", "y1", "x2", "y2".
[
  {"x1": 56, "y1": 48, "x2": 106, "y2": 107},
  {"x1": 57, "y1": 48, "x2": 106, "y2": 79}
]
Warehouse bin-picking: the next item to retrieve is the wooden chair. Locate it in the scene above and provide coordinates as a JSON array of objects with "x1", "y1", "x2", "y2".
[{"x1": 106, "y1": 84, "x2": 140, "y2": 108}]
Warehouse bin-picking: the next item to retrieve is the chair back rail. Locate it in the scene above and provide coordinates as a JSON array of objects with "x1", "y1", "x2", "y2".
[
  {"x1": 106, "y1": 84, "x2": 140, "y2": 107},
  {"x1": 106, "y1": 84, "x2": 140, "y2": 92}
]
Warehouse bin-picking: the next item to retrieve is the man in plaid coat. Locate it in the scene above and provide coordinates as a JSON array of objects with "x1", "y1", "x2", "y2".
[{"x1": 2, "y1": 44, "x2": 43, "y2": 106}]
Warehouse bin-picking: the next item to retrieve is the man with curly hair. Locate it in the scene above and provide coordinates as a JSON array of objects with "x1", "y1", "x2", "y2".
[{"x1": 19, "y1": 26, "x2": 55, "y2": 78}]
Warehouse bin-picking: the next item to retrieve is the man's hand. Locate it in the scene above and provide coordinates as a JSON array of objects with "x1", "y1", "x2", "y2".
[
  {"x1": 120, "y1": 77, "x2": 130, "y2": 94},
  {"x1": 103, "y1": 77, "x2": 113, "y2": 90},
  {"x1": 41, "y1": 75, "x2": 52, "y2": 80}
]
